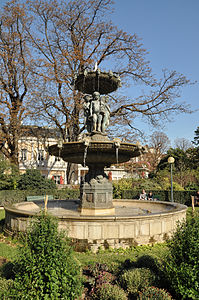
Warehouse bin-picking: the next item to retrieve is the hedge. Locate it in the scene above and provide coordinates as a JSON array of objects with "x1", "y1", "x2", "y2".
[
  {"x1": 0, "y1": 188, "x2": 80, "y2": 206},
  {"x1": 0, "y1": 188, "x2": 194, "y2": 206},
  {"x1": 120, "y1": 190, "x2": 193, "y2": 206}
]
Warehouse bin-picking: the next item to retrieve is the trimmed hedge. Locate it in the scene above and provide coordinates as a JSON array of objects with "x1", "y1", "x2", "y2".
[
  {"x1": 0, "y1": 188, "x2": 80, "y2": 206},
  {"x1": 0, "y1": 188, "x2": 194, "y2": 206},
  {"x1": 119, "y1": 190, "x2": 193, "y2": 206}
]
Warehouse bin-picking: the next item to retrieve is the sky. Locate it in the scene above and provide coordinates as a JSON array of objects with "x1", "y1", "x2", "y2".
[
  {"x1": 0, "y1": 0, "x2": 198, "y2": 146},
  {"x1": 112, "y1": 0, "x2": 199, "y2": 146}
]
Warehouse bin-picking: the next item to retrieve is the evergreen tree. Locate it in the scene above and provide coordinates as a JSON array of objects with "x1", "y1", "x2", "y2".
[{"x1": 192, "y1": 126, "x2": 199, "y2": 146}]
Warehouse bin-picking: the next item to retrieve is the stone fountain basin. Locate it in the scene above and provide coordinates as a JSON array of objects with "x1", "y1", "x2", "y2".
[
  {"x1": 48, "y1": 141, "x2": 144, "y2": 165},
  {"x1": 4, "y1": 199, "x2": 187, "y2": 251}
]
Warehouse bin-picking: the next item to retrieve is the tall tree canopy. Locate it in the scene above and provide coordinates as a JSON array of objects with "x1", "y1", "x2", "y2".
[
  {"x1": 25, "y1": 0, "x2": 191, "y2": 140},
  {"x1": 0, "y1": 1, "x2": 34, "y2": 164},
  {"x1": 0, "y1": 0, "x2": 192, "y2": 170}
]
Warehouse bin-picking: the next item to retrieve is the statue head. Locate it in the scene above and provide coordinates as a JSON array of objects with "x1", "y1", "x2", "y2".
[
  {"x1": 93, "y1": 91, "x2": 100, "y2": 100},
  {"x1": 84, "y1": 94, "x2": 91, "y2": 102}
]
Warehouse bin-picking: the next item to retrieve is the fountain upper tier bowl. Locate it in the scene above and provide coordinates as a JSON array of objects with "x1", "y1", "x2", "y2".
[
  {"x1": 73, "y1": 70, "x2": 121, "y2": 94},
  {"x1": 48, "y1": 140, "x2": 145, "y2": 166}
]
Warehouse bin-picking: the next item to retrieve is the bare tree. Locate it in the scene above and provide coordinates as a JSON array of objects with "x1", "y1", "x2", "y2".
[
  {"x1": 147, "y1": 131, "x2": 170, "y2": 171},
  {"x1": 0, "y1": 1, "x2": 34, "y2": 165},
  {"x1": 174, "y1": 137, "x2": 192, "y2": 151},
  {"x1": 25, "y1": 0, "x2": 191, "y2": 142},
  {"x1": 0, "y1": 0, "x2": 192, "y2": 181}
]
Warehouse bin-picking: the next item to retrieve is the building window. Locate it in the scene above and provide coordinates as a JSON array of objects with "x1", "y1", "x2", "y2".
[
  {"x1": 38, "y1": 150, "x2": 44, "y2": 161},
  {"x1": 52, "y1": 175, "x2": 61, "y2": 184},
  {"x1": 21, "y1": 149, "x2": 27, "y2": 161},
  {"x1": 55, "y1": 156, "x2": 61, "y2": 162}
]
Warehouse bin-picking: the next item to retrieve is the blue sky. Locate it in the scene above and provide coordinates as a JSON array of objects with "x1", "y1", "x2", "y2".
[
  {"x1": 0, "y1": 0, "x2": 198, "y2": 146},
  {"x1": 112, "y1": 0, "x2": 199, "y2": 145}
]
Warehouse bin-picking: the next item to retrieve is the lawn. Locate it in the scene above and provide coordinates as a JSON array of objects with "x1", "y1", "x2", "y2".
[{"x1": 0, "y1": 209, "x2": 18, "y2": 261}]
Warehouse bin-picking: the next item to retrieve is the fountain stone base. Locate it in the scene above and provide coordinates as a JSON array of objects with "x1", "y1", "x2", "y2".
[{"x1": 79, "y1": 163, "x2": 115, "y2": 215}]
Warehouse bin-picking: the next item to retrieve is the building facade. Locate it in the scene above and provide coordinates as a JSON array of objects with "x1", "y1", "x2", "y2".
[
  {"x1": 18, "y1": 126, "x2": 69, "y2": 185},
  {"x1": 18, "y1": 126, "x2": 156, "y2": 185}
]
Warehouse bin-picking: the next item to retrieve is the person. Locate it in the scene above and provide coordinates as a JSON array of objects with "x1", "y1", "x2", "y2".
[
  {"x1": 139, "y1": 189, "x2": 147, "y2": 201},
  {"x1": 147, "y1": 191, "x2": 154, "y2": 201}
]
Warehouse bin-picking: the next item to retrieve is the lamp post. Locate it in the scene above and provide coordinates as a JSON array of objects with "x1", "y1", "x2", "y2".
[{"x1": 168, "y1": 156, "x2": 175, "y2": 202}]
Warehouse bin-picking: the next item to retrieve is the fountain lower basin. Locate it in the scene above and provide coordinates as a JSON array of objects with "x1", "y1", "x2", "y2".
[{"x1": 4, "y1": 199, "x2": 187, "y2": 251}]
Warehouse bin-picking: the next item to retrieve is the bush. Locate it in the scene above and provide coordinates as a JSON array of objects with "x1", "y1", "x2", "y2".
[
  {"x1": 134, "y1": 255, "x2": 160, "y2": 274},
  {"x1": 138, "y1": 286, "x2": 173, "y2": 299},
  {"x1": 0, "y1": 156, "x2": 19, "y2": 190},
  {"x1": 119, "y1": 267, "x2": 156, "y2": 297},
  {"x1": 83, "y1": 263, "x2": 116, "y2": 299},
  {"x1": 0, "y1": 188, "x2": 80, "y2": 206},
  {"x1": 7, "y1": 212, "x2": 82, "y2": 299},
  {"x1": 165, "y1": 216, "x2": 199, "y2": 299},
  {"x1": 17, "y1": 169, "x2": 56, "y2": 190},
  {"x1": 94, "y1": 283, "x2": 127, "y2": 300},
  {"x1": 0, "y1": 277, "x2": 14, "y2": 299},
  {"x1": 114, "y1": 189, "x2": 193, "y2": 205}
]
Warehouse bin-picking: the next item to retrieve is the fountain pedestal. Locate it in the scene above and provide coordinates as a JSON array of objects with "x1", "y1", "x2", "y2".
[{"x1": 79, "y1": 163, "x2": 115, "y2": 216}]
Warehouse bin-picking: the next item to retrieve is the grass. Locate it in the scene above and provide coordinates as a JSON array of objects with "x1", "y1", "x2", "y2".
[
  {"x1": 0, "y1": 209, "x2": 18, "y2": 261},
  {"x1": 186, "y1": 206, "x2": 199, "y2": 220},
  {"x1": 75, "y1": 243, "x2": 168, "y2": 273}
]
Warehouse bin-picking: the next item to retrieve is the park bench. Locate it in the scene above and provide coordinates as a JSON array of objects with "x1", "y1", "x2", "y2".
[{"x1": 26, "y1": 195, "x2": 54, "y2": 202}]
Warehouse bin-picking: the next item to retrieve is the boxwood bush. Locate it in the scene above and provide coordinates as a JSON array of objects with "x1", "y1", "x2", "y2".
[
  {"x1": 165, "y1": 216, "x2": 199, "y2": 299},
  {"x1": 5, "y1": 213, "x2": 82, "y2": 299},
  {"x1": 138, "y1": 286, "x2": 173, "y2": 299},
  {"x1": 94, "y1": 283, "x2": 128, "y2": 300},
  {"x1": 119, "y1": 267, "x2": 156, "y2": 297}
]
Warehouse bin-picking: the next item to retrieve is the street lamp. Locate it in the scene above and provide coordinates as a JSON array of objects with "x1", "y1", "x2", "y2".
[{"x1": 168, "y1": 156, "x2": 175, "y2": 202}]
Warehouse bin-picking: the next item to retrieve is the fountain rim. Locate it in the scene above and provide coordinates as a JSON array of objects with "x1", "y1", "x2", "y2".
[
  {"x1": 4, "y1": 200, "x2": 187, "y2": 221},
  {"x1": 48, "y1": 140, "x2": 146, "y2": 165},
  {"x1": 48, "y1": 140, "x2": 146, "y2": 153}
]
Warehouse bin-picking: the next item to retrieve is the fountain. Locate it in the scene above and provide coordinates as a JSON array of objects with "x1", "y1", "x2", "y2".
[{"x1": 4, "y1": 67, "x2": 187, "y2": 251}]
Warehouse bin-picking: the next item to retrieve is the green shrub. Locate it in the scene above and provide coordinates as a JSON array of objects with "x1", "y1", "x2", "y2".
[
  {"x1": 0, "y1": 155, "x2": 19, "y2": 190},
  {"x1": 138, "y1": 286, "x2": 173, "y2": 299},
  {"x1": 17, "y1": 169, "x2": 56, "y2": 190},
  {"x1": 114, "y1": 189, "x2": 193, "y2": 205},
  {"x1": 119, "y1": 267, "x2": 156, "y2": 297},
  {"x1": 83, "y1": 263, "x2": 115, "y2": 298},
  {"x1": 8, "y1": 212, "x2": 82, "y2": 299},
  {"x1": 53, "y1": 187, "x2": 80, "y2": 200},
  {"x1": 134, "y1": 255, "x2": 160, "y2": 274},
  {"x1": 0, "y1": 187, "x2": 80, "y2": 206},
  {"x1": 0, "y1": 277, "x2": 14, "y2": 299},
  {"x1": 94, "y1": 283, "x2": 127, "y2": 300},
  {"x1": 165, "y1": 216, "x2": 199, "y2": 299}
]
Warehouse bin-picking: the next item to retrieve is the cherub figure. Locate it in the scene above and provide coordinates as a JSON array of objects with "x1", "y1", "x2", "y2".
[
  {"x1": 90, "y1": 91, "x2": 102, "y2": 132},
  {"x1": 83, "y1": 94, "x2": 92, "y2": 132},
  {"x1": 100, "y1": 95, "x2": 110, "y2": 133}
]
